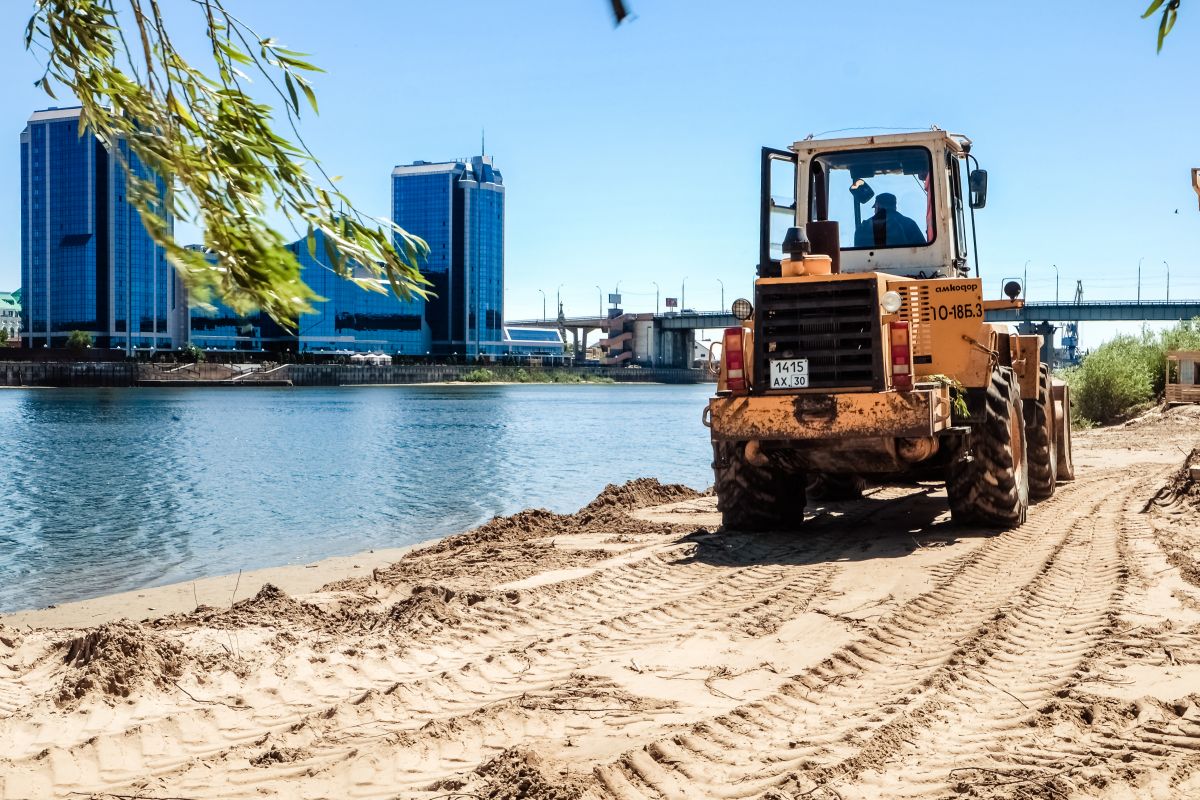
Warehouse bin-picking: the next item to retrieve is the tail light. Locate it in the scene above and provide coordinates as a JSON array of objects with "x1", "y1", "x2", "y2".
[
  {"x1": 890, "y1": 320, "x2": 912, "y2": 392},
  {"x1": 724, "y1": 327, "x2": 747, "y2": 394}
]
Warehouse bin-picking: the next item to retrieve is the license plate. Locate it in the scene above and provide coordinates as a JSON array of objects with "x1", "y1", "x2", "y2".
[{"x1": 770, "y1": 358, "x2": 809, "y2": 389}]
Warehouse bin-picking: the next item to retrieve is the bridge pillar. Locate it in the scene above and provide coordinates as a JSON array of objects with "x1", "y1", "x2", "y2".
[
  {"x1": 657, "y1": 329, "x2": 696, "y2": 368},
  {"x1": 569, "y1": 328, "x2": 583, "y2": 364}
]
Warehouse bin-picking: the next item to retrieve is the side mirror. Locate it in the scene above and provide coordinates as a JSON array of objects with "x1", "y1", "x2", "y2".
[{"x1": 969, "y1": 168, "x2": 988, "y2": 209}]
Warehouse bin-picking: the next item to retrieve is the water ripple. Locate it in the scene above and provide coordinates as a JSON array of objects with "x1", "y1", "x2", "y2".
[{"x1": 0, "y1": 384, "x2": 714, "y2": 612}]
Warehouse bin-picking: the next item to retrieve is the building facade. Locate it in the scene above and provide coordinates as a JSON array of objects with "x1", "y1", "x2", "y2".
[
  {"x1": 392, "y1": 156, "x2": 504, "y2": 357},
  {"x1": 0, "y1": 292, "x2": 20, "y2": 344},
  {"x1": 188, "y1": 233, "x2": 430, "y2": 355},
  {"x1": 20, "y1": 107, "x2": 186, "y2": 350},
  {"x1": 286, "y1": 231, "x2": 430, "y2": 354}
]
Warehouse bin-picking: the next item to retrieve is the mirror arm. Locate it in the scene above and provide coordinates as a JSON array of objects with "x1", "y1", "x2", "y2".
[{"x1": 966, "y1": 154, "x2": 982, "y2": 278}]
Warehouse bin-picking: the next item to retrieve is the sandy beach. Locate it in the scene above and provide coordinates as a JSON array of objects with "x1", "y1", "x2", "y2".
[{"x1": 2, "y1": 408, "x2": 1199, "y2": 799}]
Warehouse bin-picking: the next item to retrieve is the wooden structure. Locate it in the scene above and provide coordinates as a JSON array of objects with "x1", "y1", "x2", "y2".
[{"x1": 1166, "y1": 350, "x2": 1200, "y2": 404}]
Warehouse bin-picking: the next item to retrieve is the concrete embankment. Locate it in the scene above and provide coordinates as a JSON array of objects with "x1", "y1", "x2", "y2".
[{"x1": 0, "y1": 360, "x2": 713, "y2": 387}]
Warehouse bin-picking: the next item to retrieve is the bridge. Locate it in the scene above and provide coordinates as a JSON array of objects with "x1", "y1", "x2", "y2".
[
  {"x1": 985, "y1": 300, "x2": 1200, "y2": 323},
  {"x1": 509, "y1": 300, "x2": 1200, "y2": 368}
]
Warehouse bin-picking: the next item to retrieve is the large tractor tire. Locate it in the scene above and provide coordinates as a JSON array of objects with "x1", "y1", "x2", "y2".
[
  {"x1": 946, "y1": 367, "x2": 1031, "y2": 529},
  {"x1": 712, "y1": 440, "x2": 807, "y2": 531},
  {"x1": 1053, "y1": 380, "x2": 1076, "y2": 481},
  {"x1": 807, "y1": 473, "x2": 866, "y2": 501},
  {"x1": 1025, "y1": 364, "x2": 1058, "y2": 500}
]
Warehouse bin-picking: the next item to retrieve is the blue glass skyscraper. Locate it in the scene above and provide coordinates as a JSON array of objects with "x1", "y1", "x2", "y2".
[
  {"x1": 392, "y1": 156, "x2": 504, "y2": 357},
  {"x1": 20, "y1": 107, "x2": 186, "y2": 350},
  {"x1": 187, "y1": 233, "x2": 431, "y2": 354},
  {"x1": 287, "y1": 230, "x2": 431, "y2": 354}
]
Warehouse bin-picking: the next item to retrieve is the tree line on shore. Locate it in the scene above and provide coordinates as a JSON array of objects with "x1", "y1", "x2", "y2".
[{"x1": 1062, "y1": 319, "x2": 1200, "y2": 425}]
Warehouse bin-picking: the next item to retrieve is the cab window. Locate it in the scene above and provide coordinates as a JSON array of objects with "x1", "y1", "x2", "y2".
[{"x1": 810, "y1": 146, "x2": 935, "y2": 250}]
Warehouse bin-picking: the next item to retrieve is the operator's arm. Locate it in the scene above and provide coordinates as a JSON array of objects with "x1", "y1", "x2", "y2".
[
  {"x1": 853, "y1": 220, "x2": 872, "y2": 247},
  {"x1": 900, "y1": 216, "x2": 927, "y2": 246}
]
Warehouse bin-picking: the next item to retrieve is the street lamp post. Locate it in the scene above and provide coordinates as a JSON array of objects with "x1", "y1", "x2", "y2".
[
  {"x1": 717, "y1": 278, "x2": 725, "y2": 311},
  {"x1": 537, "y1": 289, "x2": 546, "y2": 322},
  {"x1": 682, "y1": 276, "x2": 688, "y2": 312},
  {"x1": 1051, "y1": 263, "x2": 1059, "y2": 304},
  {"x1": 652, "y1": 281, "x2": 659, "y2": 315},
  {"x1": 556, "y1": 283, "x2": 564, "y2": 318},
  {"x1": 1023, "y1": 259, "x2": 1030, "y2": 299},
  {"x1": 595, "y1": 285, "x2": 602, "y2": 319},
  {"x1": 1138, "y1": 257, "x2": 1143, "y2": 304},
  {"x1": 1164, "y1": 260, "x2": 1170, "y2": 302}
]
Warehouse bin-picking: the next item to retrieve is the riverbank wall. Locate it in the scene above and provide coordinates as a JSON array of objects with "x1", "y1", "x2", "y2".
[{"x1": 0, "y1": 361, "x2": 713, "y2": 387}]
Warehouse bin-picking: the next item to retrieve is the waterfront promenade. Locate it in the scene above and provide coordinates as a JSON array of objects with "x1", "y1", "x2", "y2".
[{"x1": 0, "y1": 360, "x2": 712, "y2": 387}]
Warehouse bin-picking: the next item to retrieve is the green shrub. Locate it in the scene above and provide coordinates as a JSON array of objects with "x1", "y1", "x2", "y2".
[
  {"x1": 182, "y1": 343, "x2": 206, "y2": 363},
  {"x1": 461, "y1": 368, "x2": 496, "y2": 383},
  {"x1": 66, "y1": 330, "x2": 93, "y2": 351},
  {"x1": 1063, "y1": 319, "x2": 1200, "y2": 425},
  {"x1": 1065, "y1": 338, "x2": 1154, "y2": 424}
]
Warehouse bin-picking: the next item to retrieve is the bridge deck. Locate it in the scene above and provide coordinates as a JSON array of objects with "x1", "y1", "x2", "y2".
[{"x1": 511, "y1": 299, "x2": 1200, "y2": 330}]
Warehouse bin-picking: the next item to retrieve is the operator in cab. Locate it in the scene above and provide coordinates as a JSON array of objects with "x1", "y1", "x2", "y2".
[{"x1": 853, "y1": 192, "x2": 926, "y2": 248}]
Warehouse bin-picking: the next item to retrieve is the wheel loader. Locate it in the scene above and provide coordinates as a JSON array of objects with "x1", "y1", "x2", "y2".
[{"x1": 705, "y1": 129, "x2": 1075, "y2": 530}]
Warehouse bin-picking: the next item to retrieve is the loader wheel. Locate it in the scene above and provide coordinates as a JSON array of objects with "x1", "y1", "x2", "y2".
[
  {"x1": 946, "y1": 367, "x2": 1030, "y2": 529},
  {"x1": 1025, "y1": 365, "x2": 1057, "y2": 500},
  {"x1": 1054, "y1": 382, "x2": 1076, "y2": 481},
  {"x1": 712, "y1": 441, "x2": 806, "y2": 532},
  {"x1": 806, "y1": 473, "x2": 866, "y2": 501}
]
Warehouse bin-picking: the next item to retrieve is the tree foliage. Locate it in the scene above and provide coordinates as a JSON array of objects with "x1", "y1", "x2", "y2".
[
  {"x1": 26, "y1": 0, "x2": 429, "y2": 327},
  {"x1": 1061, "y1": 319, "x2": 1200, "y2": 424},
  {"x1": 1143, "y1": 0, "x2": 1182, "y2": 51},
  {"x1": 22, "y1": 0, "x2": 1175, "y2": 333},
  {"x1": 66, "y1": 330, "x2": 94, "y2": 351}
]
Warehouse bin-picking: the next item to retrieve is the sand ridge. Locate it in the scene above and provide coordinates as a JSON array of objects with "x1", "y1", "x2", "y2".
[{"x1": 1, "y1": 420, "x2": 1199, "y2": 798}]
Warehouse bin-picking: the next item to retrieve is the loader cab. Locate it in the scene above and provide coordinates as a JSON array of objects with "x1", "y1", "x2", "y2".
[{"x1": 760, "y1": 130, "x2": 983, "y2": 280}]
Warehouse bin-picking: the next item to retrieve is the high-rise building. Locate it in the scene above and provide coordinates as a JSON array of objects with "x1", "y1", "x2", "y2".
[
  {"x1": 20, "y1": 107, "x2": 186, "y2": 350},
  {"x1": 187, "y1": 232, "x2": 430, "y2": 354},
  {"x1": 185, "y1": 245, "x2": 286, "y2": 352},
  {"x1": 392, "y1": 155, "x2": 504, "y2": 357},
  {"x1": 286, "y1": 230, "x2": 430, "y2": 354}
]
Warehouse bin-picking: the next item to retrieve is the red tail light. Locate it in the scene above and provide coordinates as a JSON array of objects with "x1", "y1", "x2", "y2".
[
  {"x1": 724, "y1": 327, "x2": 747, "y2": 394},
  {"x1": 890, "y1": 320, "x2": 912, "y2": 392}
]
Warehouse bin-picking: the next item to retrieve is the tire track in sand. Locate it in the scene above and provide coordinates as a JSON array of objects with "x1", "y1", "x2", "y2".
[
  {"x1": 7, "y1": 487, "x2": 919, "y2": 800},
  {"x1": 591, "y1": 469, "x2": 1147, "y2": 799},
  {"x1": 809, "y1": 474, "x2": 1157, "y2": 799}
]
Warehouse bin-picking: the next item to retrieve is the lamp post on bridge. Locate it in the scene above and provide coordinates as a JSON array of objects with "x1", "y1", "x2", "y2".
[
  {"x1": 1051, "y1": 264, "x2": 1059, "y2": 304},
  {"x1": 1023, "y1": 260, "x2": 1030, "y2": 299},
  {"x1": 1138, "y1": 257, "x2": 1143, "y2": 304},
  {"x1": 652, "y1": 281, "x2": 659, "y2": 315},
  {"x1": 682, "y1": 276, "x2": 688, "y2": 312},
  {"x1": 595, "y1": 285, "x2": 602, "y2": 319},
  {"x1": 1164, "y1": 260, "x2": 1170, "y2": 302},
  {"x1": 537, "y1": 289, "x2": 546, "y2": 322},
  {"x1": 717, "y1": 278, "x2": 725, "y2": 312}
]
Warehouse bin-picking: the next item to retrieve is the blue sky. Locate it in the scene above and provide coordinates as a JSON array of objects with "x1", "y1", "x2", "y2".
[{"x1": 1, "y1": 1, "x2": 1197, "y2": 344}]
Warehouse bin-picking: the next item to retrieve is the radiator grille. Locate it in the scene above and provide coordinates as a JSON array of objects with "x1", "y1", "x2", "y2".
[
  {"x1": 893, "y1": 283, "x2": 934, "y2": 359},
  {"x1": 754, "y1": 279, "x2": 883, "y2": 392}
]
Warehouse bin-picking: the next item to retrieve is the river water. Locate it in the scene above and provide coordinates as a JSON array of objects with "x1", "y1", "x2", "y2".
[{"x1": 0, "y1": 384, "x2": 715, "y2": 613}]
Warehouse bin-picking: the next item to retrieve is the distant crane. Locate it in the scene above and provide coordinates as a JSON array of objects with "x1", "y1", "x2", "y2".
[{"x1": 1060, "y1": 280, "x2": 1084, "y2": 365}]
